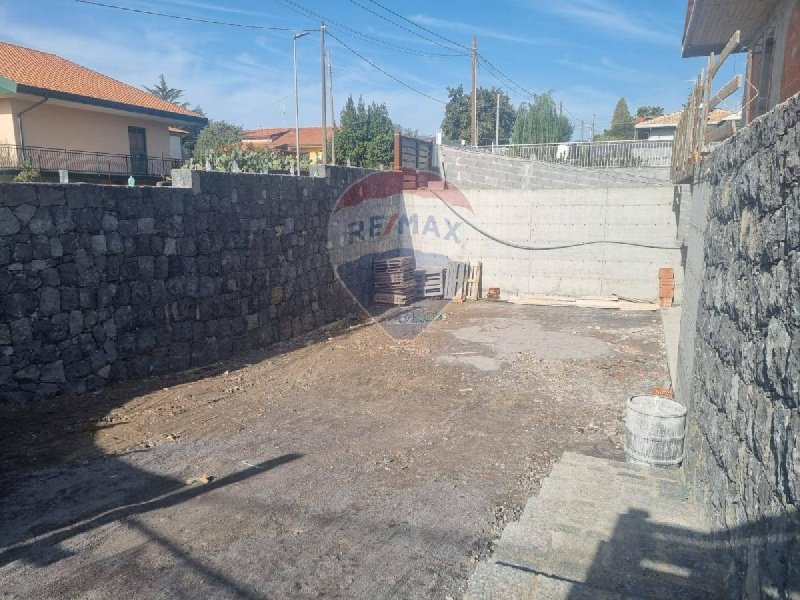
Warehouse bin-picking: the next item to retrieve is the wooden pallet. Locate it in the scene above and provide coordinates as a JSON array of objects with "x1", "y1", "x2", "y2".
[
  {"x1": 444, "y1": 261, "x2": 481, "y2": 301},
  {"x1": 373, "y1": 256, "x2": 417, "y2": 305},
  {"x1": 414, "y1": 267, "x2": 446, "y2": 299}
]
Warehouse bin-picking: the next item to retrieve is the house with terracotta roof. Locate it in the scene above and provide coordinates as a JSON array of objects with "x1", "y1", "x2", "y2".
[
  {"x1": 0, "y1": 41, "x2": 207, "y2": 179},
  {"x1": 242, "y1": 127, "x2": 332, "y2": 164},
  {"x1": 635, "y1": 109, "x2": 739, "y2": 141}
]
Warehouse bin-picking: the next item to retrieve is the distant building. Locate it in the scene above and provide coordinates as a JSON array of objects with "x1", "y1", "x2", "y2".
[
  {"x1": 682, "y1": 0, "x2": 800, "y2": 124},
  {"x1": 0, "y1": 41, "x2": 207, "y2": 178},
  {"x1": 635, "y1": 109, "x2": 739, "y2": 141},
  {"x1": 242, "y1": 127, "x2": 333, "y2": 164}
]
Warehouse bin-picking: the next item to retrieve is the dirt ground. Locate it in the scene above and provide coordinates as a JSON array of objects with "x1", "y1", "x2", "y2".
[{"x1": 0, "y1": 301, "x2": 670, "y2": 599}]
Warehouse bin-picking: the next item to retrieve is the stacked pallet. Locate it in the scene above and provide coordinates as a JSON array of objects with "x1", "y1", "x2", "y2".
[
  {"x1": 415, "y1": 267, "x2": 446, "y2": 299},
  {"x1": 659, "y1": 267, "x2": 675, "y2": 307},
  {"x1": 444, "y1": 261, "x2": 482, "y2": 302},
  {"x1": 373, "y1": 256, "x2": 416, "y2": 305}
]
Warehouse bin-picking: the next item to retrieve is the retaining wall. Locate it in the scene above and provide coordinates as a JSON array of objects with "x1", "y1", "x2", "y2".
[
  {"x1": 403, "y1": 186, "x2": 683, "y2": 301},
  {"x1": 0, "y1": 167, "x2": 370, "y2": 401},
  {"x1": 675, "y1": 94, "x2": 800, "y2": 597}
]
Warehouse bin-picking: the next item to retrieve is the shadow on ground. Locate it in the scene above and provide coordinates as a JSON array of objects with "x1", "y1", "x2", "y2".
[
  {"x1": 0, "y1": 320, "x2": 342, "y2": 581},
  {"x1": 499, "y1": 509, "x2": 799, "y2": 599}
]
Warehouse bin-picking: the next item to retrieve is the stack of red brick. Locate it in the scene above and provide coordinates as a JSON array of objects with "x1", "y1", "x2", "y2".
[{"x1": 659, "y1": 268, "x2": 674, "y2": 307}]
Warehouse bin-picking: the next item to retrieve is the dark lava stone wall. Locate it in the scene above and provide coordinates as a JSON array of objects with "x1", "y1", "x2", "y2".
[
  {"x1": 681, "y1": 94, "x2": 799, "y2": 597},
  {"x1": 0, "y1": 167, "x2": 372, "y2": 402}
]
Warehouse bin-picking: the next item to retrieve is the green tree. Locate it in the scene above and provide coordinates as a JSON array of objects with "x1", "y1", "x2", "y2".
[
  {"x1": 144, "y1": 74, "x2": 205, "y2": 157},
  {"x1": 441, "y1": 85, "x2": 515, "y2": 146},
  {"x1": 636, "y1": 105, "x2": 665, "y2": 119},
  {"x1": 192, "y1": 121, "x2": 243, "y2": 161},
  {"x1": 333, "y1": 95, "x2": 394, "y2": 168},
  {"x1": 596, "y1": 98, "x2": 635, "y2": 140},
  {"x1": 144, "y1": 74, "x2": 185, "y2": 105},
  {"x1": 511, "y1": 92, "x2": 573, "y2": 144}
]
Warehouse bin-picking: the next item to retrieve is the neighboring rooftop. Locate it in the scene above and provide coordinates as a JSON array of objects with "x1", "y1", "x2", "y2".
[
  {"x1": 243, "y1": 126, "x2": 333, "y2": 150},
  {"x1": 635, "y1": 108, "x2": 738, "y2": 129},
  {"x1": 0, "y1": 41, "x2": 207, "y2": 125}
]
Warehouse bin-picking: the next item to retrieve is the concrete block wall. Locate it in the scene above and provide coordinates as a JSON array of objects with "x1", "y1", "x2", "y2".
[
  {"x1": 0, "y1": 167, "x2": 372, "y2": 401},
  {"x1": 675, "y1": 94, "x2": 800, "y2": 597},
  {"x1": 404, "y1": 186, "x2": 683, "y2": 301},
  {"x1": 439, "y1": 145, "x2": 673, "y2": 190}
]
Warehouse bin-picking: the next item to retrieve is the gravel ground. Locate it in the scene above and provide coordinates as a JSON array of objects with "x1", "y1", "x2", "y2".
[{"x1": 0, "y1": 301, "x2": 671, "y2": 599}]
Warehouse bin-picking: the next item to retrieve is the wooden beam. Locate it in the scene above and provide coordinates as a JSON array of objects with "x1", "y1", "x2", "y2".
[
  {"x1": 710, "y1": 30, "x2": 741, "y2": 79},
  {"x1": 709, "y1": 75, "x2": 743, "y2": 111}
]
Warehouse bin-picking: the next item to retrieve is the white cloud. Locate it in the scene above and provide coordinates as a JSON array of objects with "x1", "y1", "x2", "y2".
[
  {"x1": 526, "y1": 0, "x2": 678, "y2": 46},
  {"x1": 409, "y1": 13, "x2": 560, "y2": 45}
]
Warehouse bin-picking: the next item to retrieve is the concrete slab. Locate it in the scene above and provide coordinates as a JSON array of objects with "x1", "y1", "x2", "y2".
[{"x1": 465, "y1": 452, "x2": 725, "y2": 600}]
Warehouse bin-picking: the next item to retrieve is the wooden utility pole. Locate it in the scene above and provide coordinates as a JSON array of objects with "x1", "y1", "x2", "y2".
[
  {"x1": 320, "y1": 22, "x2": 328, "y2": 165},
  {"x1": 580, "y1": 119, "x2": 584, "y2": 142},
  {"x1": 471, "y1": 36, "x2": 478, "y2": 146},
  {"x1": 328, "y1": 49, "x2": 336, "y2": 165}
]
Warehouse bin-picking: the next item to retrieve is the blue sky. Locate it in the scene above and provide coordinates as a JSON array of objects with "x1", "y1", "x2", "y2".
[{"x1": 2, "y1": 0, "x2": 747, "y2": 137}]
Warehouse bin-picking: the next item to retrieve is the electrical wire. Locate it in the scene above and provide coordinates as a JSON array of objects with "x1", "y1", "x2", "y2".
[
  {"x1": 72, "y1": 0, "x2": 309, "y2": 31},
  {"x1": 428, "y1": 188, "x2": 679, "y2": 251},
  {"x1": 364, "y1": 0, "x2": 470, "y2": 52},
  {"x1": 326, "y1": 31, "x2": 446, "y2": 104},
  {"x1": 347, "y1": 0, "x2": 468, "y2": 55},
  {"x1": 271, "y1": 0, "x2": 462, "y2": 57}
]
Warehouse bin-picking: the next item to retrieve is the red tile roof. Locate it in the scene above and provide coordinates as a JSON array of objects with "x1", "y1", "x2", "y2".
[
  {"x1": 0, "y1": 41, "x2": 206, "y2": 123},
  {"x1": 243, "y1": 126, "x2": 333, "y2": 149}
]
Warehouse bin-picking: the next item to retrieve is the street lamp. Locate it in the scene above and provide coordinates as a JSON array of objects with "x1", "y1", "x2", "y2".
[{"x1": 293, "y1": 31, "x2": 310, "y2": 175}]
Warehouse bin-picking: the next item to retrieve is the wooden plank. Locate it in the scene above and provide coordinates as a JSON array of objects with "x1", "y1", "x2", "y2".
[
  {"x1": 710, "y1": 30, "x2": 741, "y2": 79},
  {"x1": 708, "y1": 75, "x2": 742, "y2": 111}
]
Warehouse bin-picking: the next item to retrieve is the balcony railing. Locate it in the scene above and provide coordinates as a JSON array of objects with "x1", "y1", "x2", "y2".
[
  {"x1": 471, "y1": 140, "x2": 674, "y2": 169},
  {"x1": 0, "y1": 144, "x2": 183, "y2": 178}
]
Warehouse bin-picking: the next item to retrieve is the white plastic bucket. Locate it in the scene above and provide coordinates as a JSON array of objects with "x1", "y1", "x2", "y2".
[{"x1": 625, "y1": 395, "x2": 687, "y2": 467}]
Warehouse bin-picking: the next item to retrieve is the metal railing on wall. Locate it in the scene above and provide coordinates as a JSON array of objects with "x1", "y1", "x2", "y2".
[
  {"x1": 0, "y1": 144, "x2": 182, "y2": 178},
  {"x1": 469, "y1": 140, "x2": 674, "y2": 169}
]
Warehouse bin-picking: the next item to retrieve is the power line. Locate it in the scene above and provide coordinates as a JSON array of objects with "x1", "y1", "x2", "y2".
[
  {"x1": 429, "y1": 188, "x2": 679, "y2": 251},
  {"x1": 271, "y1": 0, "x2": 461, "y2": 57},
  {"x1": 347, "y1": 0, "x2": 467, "y2": 55},
  {"x1": 364, "y1": 0, "x2": 470, "y2": 52},
  {"x1": 72, "y1": 0, "x2": 308, "y2": 31},
  {"x1": 326, "y1": 31, "x2": 445, "y2": 104}
]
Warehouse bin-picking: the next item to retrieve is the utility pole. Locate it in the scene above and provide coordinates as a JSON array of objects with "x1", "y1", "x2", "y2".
[
  {"x1": 559, "y1": 101, "x2": 563, "y2": 117},
  {"x1": 471, "y1": 36, "x2": 478, "y2": 146},
  {"x1": 580, "y1": 119, "x2": 584, "y2": 142},
  {"x1": 328, "y1": 49, "x2": 336, "y2": 165},
  {"x1": 495, "y1": 92, "x2": 500, "y2": 146},
  {"x1": 591, "y1": 114, "x2": 596, "y2": 141},
  {"x1": 292, "y1": 31, "x2": 310, "y2": 175},
  {"x1": 320, "y1": 21, "x2": 328, "y2": 165}
]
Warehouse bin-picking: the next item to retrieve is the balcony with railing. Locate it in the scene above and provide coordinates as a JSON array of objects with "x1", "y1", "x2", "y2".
[
  {"x1": 472, "y1": 140, "x2": 674, "y2": 169},
  {"x1": 0, "y1": 145, "x2": 183, "y2": 178}
]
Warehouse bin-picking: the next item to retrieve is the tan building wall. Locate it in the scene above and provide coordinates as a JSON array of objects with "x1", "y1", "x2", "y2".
[
  {"x1": 0, "y1": 99, "x2": 16, "y2": 145},
  {"x1": 5, "y1": 97, "x2": 171, "y2": 158}
]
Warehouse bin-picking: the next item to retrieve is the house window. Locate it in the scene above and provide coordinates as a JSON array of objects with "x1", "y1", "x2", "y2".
[{"x1": 128, "y1": 126, "x2": 148, "y2": 176}]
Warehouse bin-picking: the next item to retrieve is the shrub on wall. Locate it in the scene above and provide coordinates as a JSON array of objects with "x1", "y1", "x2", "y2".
[
  {"x1": 13, "y1": 161, "x2": 41, "y2": 182},
  {"x1": 185, "y1": 144, "x2": 308, "y2": 173}
]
